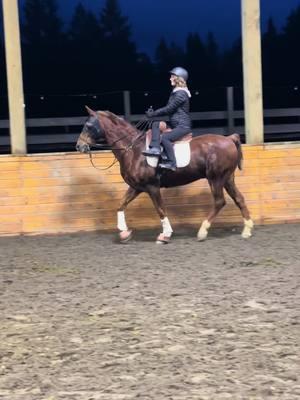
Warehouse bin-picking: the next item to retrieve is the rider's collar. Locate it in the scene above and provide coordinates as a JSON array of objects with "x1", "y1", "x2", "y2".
[{"x1": 173, "y1": 87, "x2": 191, "y2": 98}]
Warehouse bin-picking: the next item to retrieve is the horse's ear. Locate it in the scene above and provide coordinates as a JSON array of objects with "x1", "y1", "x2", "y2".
[{"x1": 85, "y1": 105, "x2": 97, "y2": 116}]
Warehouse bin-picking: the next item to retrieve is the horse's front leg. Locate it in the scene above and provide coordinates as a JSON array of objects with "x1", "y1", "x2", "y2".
[
  {"x1": 117, "y1": 187, "x2": 141, "y2": 243},
  {"x1": 148, "y1": 186, "x2": 173, "y2": 244}
]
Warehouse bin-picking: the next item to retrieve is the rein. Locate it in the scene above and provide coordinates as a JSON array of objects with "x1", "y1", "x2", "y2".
[
  {"x1": 86, "y1": 118, "x2": 149, "y2": 171},
  {"x1": 88, "y1": 150, "x2": 119, "y2": 171}
]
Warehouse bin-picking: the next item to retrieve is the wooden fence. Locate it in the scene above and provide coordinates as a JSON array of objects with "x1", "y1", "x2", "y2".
[
  {"x1": 1, "y1": 107, "x2": 300, "y2": 151},
  {"x1": 0, "y1": 87, "x2": 300, "y2": 153},
  {"x1": 1, "y1": 143, "x2": 300, "y2": 236}
]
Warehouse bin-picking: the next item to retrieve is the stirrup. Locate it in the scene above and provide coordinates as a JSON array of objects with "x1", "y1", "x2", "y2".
[
  {"x1": 142, "y1": 147, "x2": 161, "y2": 157},
  {"x1": 159, "y1": 162, "x2": 176, "y2": 172}
]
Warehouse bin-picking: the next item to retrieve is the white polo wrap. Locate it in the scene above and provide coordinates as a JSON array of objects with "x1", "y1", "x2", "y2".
[
  {"x1": 161, "y1": 217, "x2": 173, "y2": 236},
  {"x1": 117, "y1": 211, "x2": 128, "y2": 231}
]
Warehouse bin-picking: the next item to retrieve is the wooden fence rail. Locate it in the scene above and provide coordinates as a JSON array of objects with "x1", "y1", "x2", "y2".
[{"x1": 1, "y1": 107, "x2": 300, "y2": 147}]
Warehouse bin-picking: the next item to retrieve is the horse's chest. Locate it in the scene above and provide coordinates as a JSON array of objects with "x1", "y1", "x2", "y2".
[
  {"x1": 120, "y1": 166, "x2": 157, "y2": 190},
  {"x1": 120, "y1": 168, "x2": 139, "y2": 188}
]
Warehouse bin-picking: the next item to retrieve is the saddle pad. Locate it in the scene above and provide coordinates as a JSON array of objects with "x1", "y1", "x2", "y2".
[{"x1": 145, "y1": 136, "x2": 191, "y2": 168}]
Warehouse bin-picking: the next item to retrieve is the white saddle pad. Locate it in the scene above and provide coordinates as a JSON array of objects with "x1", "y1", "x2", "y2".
[{"x1": 145, "y1": 137, "x2": 191, "y2": 168}]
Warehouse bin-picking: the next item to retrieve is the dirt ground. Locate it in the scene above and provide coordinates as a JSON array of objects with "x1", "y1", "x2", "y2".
[{"x1": 0, "y1": 223, "x2": 299, "y2": 400}]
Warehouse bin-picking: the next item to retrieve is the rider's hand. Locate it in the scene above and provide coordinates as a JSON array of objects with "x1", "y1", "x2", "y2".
[{"x1": 145, "y1": 107, "x2": 154, "y2": 118}]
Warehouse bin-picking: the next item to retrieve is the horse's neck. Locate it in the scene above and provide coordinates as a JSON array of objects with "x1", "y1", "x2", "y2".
[
  {"x1": 105, "y1": 126, "x2": 135, "y2": 147},
  {"x1": 102, "y1": 118, "x2": 140, "y2": 161}
]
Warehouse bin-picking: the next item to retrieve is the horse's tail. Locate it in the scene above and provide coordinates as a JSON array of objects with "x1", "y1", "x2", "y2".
[{"x1": 229, "y1": 133, "x2": 243, "y2": 170}]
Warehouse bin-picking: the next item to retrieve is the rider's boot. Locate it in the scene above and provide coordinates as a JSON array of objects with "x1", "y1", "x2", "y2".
[{"x1": 142, "y1": 121, "x2": 161, "y2": 157}]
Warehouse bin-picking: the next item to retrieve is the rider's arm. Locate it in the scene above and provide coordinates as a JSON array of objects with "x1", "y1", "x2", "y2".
[{"x1": 151, "y1": 91, "x2": 187, "y2": 117}]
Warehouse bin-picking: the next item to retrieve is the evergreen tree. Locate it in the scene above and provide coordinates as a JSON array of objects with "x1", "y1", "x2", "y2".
[
  {"x1": 98, "y1": 0, "x2": 138, "y2": 89},
  {"x1": 155, "y1": 38, "x2": 181, "y2": 88},
  {"x1": 262, "y1": 18, "x2": 281, "y2": 85},
  {"x1": 155, "y1": 38, "x2": 169, "y2": 67},
  {"x1": 283, "y1": 5, "x2": 300, "y2": 44},
  {"x1": 169, "y1": 42, "x2": 185, "y2": 66},
  {"x1": 21, "y1": 0, "x2": 67, "y2": 94},
  {"x1": 281, "y1": 5, "x2": 300, "y2": 84},
  {"x1": 100, "y1": 0, "x2": 130, "y2": 39},
  {"x1": 0, "y1": 7, "x2": 7, "y2": 98},
  {"x1": 205, "y1": 32, "x2": 220, "y2": 85},
  {"x1": 185, "y1": 33, "x2": 206, "y2": 87},
  {"x1": 69, "y1": 3, "x2": 100, "y2": 44},
  {"x1": 221, "y1": 38, "x2": 243, "y2": 88},
  {"x1": 67, "y1": 3, "x2": 103, "y2": 92},
  {"x1": 0, "y1": 40, "x2": 7, "y2": 101},
  {"x1": 22, "y1": 0, "x2": 63, "y2": 46}
]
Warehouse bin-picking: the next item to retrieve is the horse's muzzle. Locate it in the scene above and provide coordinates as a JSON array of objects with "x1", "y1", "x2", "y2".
[{"x1": 76, "y1": 143, "x2": 89, "y2": 153}]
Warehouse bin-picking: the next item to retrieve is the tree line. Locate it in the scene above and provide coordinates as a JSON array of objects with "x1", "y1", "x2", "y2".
[{"x1": 1, "y1": 0, "x2": 300, "y2": 101}]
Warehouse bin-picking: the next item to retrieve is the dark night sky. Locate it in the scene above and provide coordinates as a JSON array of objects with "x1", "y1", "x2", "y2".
[
  {"x1": 56, "y1": 0, "x2": 300, "y2": 56},
  {"x1": 16, "y1": 0, "x2": 300, "y2": 57}
]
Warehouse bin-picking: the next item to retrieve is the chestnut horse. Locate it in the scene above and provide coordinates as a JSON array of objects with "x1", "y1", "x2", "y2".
[{"x1": 76, "y1": 107, "x2": 253, "y2": 243}]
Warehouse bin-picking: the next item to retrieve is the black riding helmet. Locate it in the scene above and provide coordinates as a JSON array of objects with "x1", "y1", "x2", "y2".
[{"x1": 169, "y1": 66, "x2": 189, "y2": 81}]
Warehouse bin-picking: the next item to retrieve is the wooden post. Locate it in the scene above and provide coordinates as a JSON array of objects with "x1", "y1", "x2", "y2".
[
  {"x1": 241, "y1": 0, "x2": 264, "y2": 144},
  {"x1": 123, "y1": 91, "x2": 131, "y2": 121},
  {"x1": 226, "y1": 86, "x2": 235, "y2": 134},
  {"x1": 2, "y1": 0, "x2": 27, "y2": 154}
]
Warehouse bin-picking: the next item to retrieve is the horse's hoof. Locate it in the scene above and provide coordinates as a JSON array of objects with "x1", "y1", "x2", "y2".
[
  {"x1": 241, "y1": 231, "x2": 252, "y2": 239},
  {"x1": 197, "y1": 220, "x2": 210, "y2": 241},
  {"x1": 119, "y1": 230, "x2": 133, "y2": 243},
  {"x1": 197, "y1": 231, "x2": 208, "y2": 241},
  {"x1": 197, "y1": 233, "x2": 207, "y2": 242},
  {"x1": 156, "y1": 233, "x2": 171, "y2": 244},
  {"x1": 242, "y1": 219, "x2": 254, "y2": 239}
]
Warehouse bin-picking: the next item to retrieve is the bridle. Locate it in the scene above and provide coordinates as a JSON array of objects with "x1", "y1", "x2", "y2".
[{"x1": 80, "y1": 116, "x2": 150, "y2": 171}]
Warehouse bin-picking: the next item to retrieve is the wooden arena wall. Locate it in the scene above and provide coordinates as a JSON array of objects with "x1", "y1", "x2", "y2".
[{"x1": 1, "y1": 143, "x2": 300, "y2": 236}]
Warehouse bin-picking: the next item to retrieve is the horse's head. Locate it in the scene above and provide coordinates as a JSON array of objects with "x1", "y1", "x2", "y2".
[{"x1": 76, "y1": 106, "x2": 105, "y2": 153}]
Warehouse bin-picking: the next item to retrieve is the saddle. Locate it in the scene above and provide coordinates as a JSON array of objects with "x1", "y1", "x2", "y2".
[
  {"x1": 145, "y1": 121, "x2": 193, "y2": 144},
  {"x1": 145, "y1": 122, "x2": 192, "y2": 168}
]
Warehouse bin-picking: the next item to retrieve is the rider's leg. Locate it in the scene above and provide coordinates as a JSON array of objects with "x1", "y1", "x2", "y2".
[
  {"x1": 142, "y1": 121, "x2": 161, "y2": 157},
  {"x1": 160, "y1": 126, "x2": 190, "y2": 170},
  {"x1": 149, "y1": 121, "x2": 161, "y2": 148}
]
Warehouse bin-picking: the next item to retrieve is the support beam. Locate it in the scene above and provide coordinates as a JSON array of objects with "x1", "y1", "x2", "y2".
[
  {"x1": 226, "y1": 86, "x2": 235, "y2": 134},
  {"x1": 241, "y1": 0, "x2": 264, "y2": 144},
  {"x1": 2, "y1": 0, "x2": 27, "y2": 154},
  {"x1": 123, "y1": 90, "x2": 131, "y2": 121}
]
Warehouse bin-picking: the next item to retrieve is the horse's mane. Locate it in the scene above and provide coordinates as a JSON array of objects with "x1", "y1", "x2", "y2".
[{"x1": 98, "y1": 110, "x2": 138, "y2": 136}]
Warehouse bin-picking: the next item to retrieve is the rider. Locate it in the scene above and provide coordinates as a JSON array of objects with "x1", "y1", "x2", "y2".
[{"x1": 142, "y1": 67, "x2": 192, "y2": 171}]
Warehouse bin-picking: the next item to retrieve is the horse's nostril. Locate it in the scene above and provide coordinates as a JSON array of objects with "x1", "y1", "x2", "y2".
[{"x1": 76, "y1": 144, "x2": 88, "y2": 153}]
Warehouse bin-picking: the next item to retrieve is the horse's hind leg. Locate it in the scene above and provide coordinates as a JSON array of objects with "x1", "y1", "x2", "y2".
[
  {"x1": 224, "y1": 175, "x2": 254, "y2": 238},
  {"x1": 148, "y1": 186, "x2": 173, "y2": 244},
  {"x1": 117, "y1": 187, "x2": 141, "y2": 243},
  {"x1": 197, "y1": 179, "x2": 226, "y2": 241}
]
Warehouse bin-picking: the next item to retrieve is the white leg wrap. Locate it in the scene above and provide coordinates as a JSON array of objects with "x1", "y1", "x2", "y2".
[
  {"x1": 161, "y1": 217, "x2": 173, "y2": 237},
  {"x1": 241, "y1": 218, "x2": 254, "y2": 238},
  {"x1": 197, "y1": 219, "x2": 211, "y2": 241},
  {"x1": 117, "y1": 211, "x2": 128, "y2": 231}
]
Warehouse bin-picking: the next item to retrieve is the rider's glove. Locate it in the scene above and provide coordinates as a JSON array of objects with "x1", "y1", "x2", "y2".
[{"x1": 145, "y1": 107, "x2": 155, "y2": 118}]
